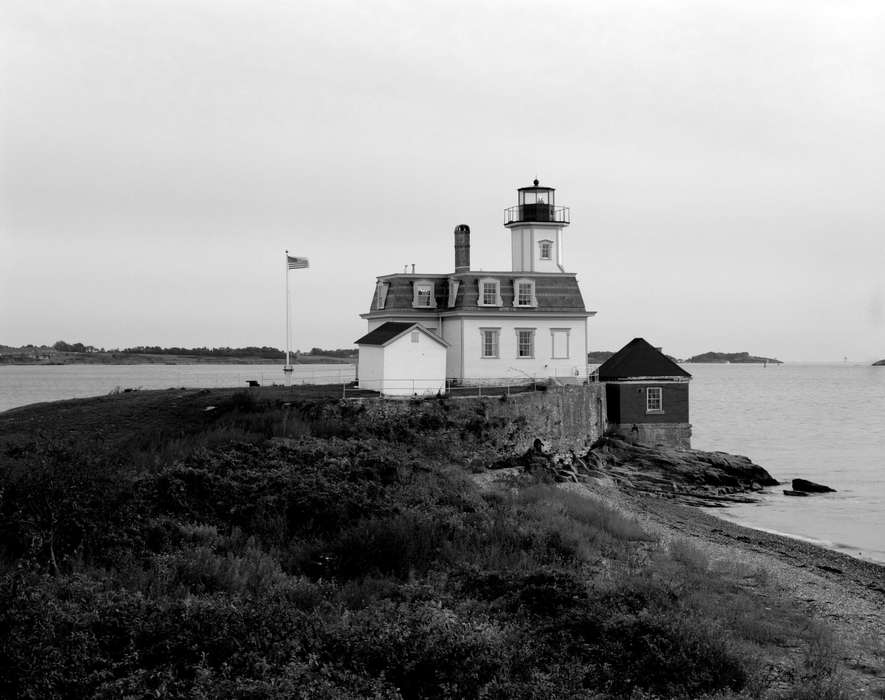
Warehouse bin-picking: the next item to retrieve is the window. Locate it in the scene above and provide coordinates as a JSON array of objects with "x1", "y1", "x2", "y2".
[
  {"x1": 516, "y1": 328, "x2": 535, "y2": 358},
  {"x1": 416, "y1": 288, "x2": 432, "y2": 306},
  {"x1": 551, "y1": 329, "x2": 569, "y2": 358},
  {"x1": 480, "y1": 328, "x2": 500, "y2": 358},
  {"x1": 513, "y1": 279, "x2": 537, "y2": 307},
  {"x1": 410, "y1": 331, "x2": 420, "y2": 343},
  {"x1": 539, "y1": 240, "x2": 552, "y2": 260},
  {"x1": 478, "y1": 278, "x2": 502, "y2": 307},
  {"x1": 412, "y1": 281, "x2": 436, "y2": 308},
  {"x1": 647, "y1": 387, "x2": 663, "y2": 413}
]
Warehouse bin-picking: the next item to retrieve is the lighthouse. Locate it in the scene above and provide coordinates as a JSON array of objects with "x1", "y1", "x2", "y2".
[
  {"x1": 504, "y1": 179, "x2": 569, "y2": 273},
  {"x1": 357, "y1": 178, "x2": 594, "y2": 392}
]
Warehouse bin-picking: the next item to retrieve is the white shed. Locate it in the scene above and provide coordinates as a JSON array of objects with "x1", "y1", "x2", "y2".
[{"x1": 354, "y1": 322, "x2": 449, "y2": 396}]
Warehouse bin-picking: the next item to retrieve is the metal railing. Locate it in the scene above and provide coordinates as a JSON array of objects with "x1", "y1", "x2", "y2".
[
  {"x1": 240, "y1": 367, "x2": 597, "y2": 399},
  {"x1": 504, "y1": 204, "x2": 570, "y2": 225},
  {"x1": 349, "y1": 379, "x2": 547, "y2": 398}
]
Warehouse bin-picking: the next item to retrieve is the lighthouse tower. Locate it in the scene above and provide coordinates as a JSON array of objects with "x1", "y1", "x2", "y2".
[{"x1": 504, "y1": 179, "x2": 569, "y2": 273}]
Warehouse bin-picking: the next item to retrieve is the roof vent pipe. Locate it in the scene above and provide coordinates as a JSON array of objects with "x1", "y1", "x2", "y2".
[{"x1": 454, "y1": 224, "x2": 470, "y2": 272}]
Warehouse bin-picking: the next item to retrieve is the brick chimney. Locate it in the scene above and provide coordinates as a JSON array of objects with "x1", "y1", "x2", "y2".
[{"x1": 454, "y1": 224, "x2": 470, "y2": 272}]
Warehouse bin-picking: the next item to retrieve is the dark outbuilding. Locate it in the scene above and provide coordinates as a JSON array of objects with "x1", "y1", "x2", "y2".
[{"x1": 597, "y1": 338, "x2": 692, "y2": 449}]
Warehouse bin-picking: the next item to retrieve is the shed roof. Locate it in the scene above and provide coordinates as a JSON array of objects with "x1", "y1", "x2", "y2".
[
  {"x1": 596, "y1": 337, "x2": 691, "y2": 380},
  {"x1": 354, "y1": 322, "x2": 448, "y2": 348}
]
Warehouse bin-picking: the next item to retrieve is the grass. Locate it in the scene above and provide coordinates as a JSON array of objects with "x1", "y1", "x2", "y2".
[{"x1": 0, "y1": 389, "x2": 857, "y2": 698}]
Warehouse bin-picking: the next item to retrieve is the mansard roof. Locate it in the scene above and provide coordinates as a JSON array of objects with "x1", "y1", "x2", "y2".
[
  {"x1": 364, "y1": 271, "x2": 590, "y2": 317},
  {"x1": 596, "y1": 338, "x2": 691, "y2": 380}
]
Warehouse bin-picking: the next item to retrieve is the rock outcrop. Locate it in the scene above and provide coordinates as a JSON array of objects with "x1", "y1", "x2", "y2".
[
  {"x1": 510, "y1": 437, "x2": 779, "y2": 506},
  {"x1": 791, "y1": 478, "x2": 836, "y2": 493}
]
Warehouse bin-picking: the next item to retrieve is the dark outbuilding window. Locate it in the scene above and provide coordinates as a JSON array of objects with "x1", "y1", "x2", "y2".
[{"x1": 646, "y1": 387, "x2": 663, "y2": 413}]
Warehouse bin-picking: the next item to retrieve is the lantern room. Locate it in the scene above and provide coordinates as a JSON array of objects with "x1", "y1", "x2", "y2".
[{"x1": 505, "y1": 179, "x2": 570, "y2": 225}]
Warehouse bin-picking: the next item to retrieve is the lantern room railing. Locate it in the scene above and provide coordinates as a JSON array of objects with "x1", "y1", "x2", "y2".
[{"x1": 504, "y1": 204, "x2": 570, "y2": 225}]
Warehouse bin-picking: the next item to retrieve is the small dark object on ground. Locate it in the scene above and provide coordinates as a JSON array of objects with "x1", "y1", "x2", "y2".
[
  {"x1": 817, "y1": 564, "x2": 843, "y2": 574},
  {"x1": 792, "y1": 478, "x2": 836, "y2": 493},
  {"x1": 783, "y1": 490, "x2": 810, "y2": 497},
  {"x1": 246, "y1": 380, "x2": 260, "y2": 387}
]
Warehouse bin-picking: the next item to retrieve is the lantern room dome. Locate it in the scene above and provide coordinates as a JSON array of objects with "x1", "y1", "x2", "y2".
[{"x1": 505, "y1": 179, "x2": 569, "y2": 225}]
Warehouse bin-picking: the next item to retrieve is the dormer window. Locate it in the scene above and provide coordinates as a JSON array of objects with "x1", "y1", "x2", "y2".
[
  {"x1": 478, "y1": 278, "x2": 502, "y2": 307},
  {"x1": 513, "y1": 278, "x2": 538, "y2": 308},
  {"x1": 539, "y1": 240, "x2": 553, "y2": 260},
  {"x1": 412, "y1": 280, "x2": 436, "y2": 308}
]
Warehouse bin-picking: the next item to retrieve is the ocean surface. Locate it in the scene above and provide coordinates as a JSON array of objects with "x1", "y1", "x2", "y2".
[
  {"x1": 1, "y1": 362, "x2": 883, "y2": 563},
  {"x1": 0, "y1": 363, "x2": 356, "y2": 413},
  {"x1": 686, "y1": 362, "x2": 885, "y2": 565}
]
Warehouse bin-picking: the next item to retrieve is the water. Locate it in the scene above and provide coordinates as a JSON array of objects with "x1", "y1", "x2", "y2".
[
  {"x1": 1, "y1": 362, "x2": 883, "y2": 563},
  {"x1": 0, "y1": 363, "x2": 356, "y2": 413},
  {"x1": 687, "y1": 363, "x2": 885, "y2": 564}
]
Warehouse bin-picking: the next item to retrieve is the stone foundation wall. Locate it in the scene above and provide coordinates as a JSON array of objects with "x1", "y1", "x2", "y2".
[
  {"x1": 348, "y1": 384, "x2": 605, "y2": 459},
  {"x1": 607, "y1": 422, "x2": 692, "y2": 450},
  {"x1": 482, "y1": 384, "x2": 604, "y2": 454}
]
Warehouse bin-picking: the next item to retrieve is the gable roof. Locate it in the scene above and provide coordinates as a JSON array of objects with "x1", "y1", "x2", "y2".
[
  {"x1": 354, "y1": 322, "x2": 449, "y2": 348},
  {"x1": 596, "y1": 338, "x2": 691, "y2": 380}
]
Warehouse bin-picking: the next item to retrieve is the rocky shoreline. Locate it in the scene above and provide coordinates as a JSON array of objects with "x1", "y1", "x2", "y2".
[
  {"x1": 636, "y1": 497, "x2": 885, "y2": 697},
  {"x1": 477, "y1": 444, "x2": 885, "y2": 697},
  {"x1": 511, "y1": 436, "x2": 781, "y2": 506}
]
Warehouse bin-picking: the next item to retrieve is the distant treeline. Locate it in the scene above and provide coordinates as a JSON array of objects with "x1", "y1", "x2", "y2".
[
  {"x1": 306, "y1": 347, "x2": 357, "y2": 358},
  {"x1": 46, "y1": 341, "x2": 356, "y2": 359},
  {"x1": 119, "y1": 346, "x2": 356, "y2": 359},
  {"x1": 119, "y1": 345, "x2": 287, "y2": 359}
]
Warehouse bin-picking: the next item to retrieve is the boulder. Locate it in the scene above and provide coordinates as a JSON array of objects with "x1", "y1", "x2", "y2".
[
  {"x1": 791, "y1": 478, "x2": 836, "y2": 493},
  {"x1": 783, "y1": 490, "x2": 810, "y2": 497},
  {"x1": 506, "y1": 436, "x2": 781, "y2": 506}
]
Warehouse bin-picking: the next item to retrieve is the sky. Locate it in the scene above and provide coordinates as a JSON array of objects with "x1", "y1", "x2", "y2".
[{"x1": 1, "y1": 0, "x2": 883, "y2": 362}]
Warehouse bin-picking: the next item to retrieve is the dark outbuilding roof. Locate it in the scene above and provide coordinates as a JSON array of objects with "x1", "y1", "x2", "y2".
[
  {"x1": 354, "y1": 322, "x2": 448, "y2": 347},
  {"x1": 596, "y1": 338, "x2": 691, "y2": 380}
]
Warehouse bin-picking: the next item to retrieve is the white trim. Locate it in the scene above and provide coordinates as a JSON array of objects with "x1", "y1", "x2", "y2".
[
  {"x1": 478, "y1": 277, "x2": 503, "y2": 307},
  {"x1": 515, "y1": 327, "x2": 535, "y2": 359},
  {"x1": 412, "y1": 280, "x2": 437, "y2": 309},
  {"x1": 479, "y1": 327, "x2": 501, "y2": 358},
  {"x1": 512, "y1": 278, "x2": 538, "y2": 308},
  {"x1": 356, "y1": 323, "x2": 449, "y2": 348},
  {"x1": 375, "y1": 281, "x2": 390, "y2": 310},
  {"x1": 646, "y1": 386, "x2": 663, "y2": 413},
  {"x1": 447, "y1": 279, "x2": 460, "y2": 308}
]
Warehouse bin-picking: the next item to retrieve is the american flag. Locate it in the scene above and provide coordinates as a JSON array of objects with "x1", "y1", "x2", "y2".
[{"x1": 287, "y1": 255, "x2": 309, "y2": 270}]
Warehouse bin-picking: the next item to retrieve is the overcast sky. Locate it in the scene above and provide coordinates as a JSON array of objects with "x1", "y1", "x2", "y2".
[{"x1": 2, "y1": 0, "x2": 883, "y2": 362}]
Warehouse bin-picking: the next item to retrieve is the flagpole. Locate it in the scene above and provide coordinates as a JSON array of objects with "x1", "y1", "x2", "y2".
[{"x1": 284, "y1": 249, "x2": 292, "y2": 374}]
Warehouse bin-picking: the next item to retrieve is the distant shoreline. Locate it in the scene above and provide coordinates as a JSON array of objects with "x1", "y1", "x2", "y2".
[
  {"x1": 0, "y1": 352, "x2": 355, "y2": 366},
  {"x1": 684, "y1": 351, "x2": 782, "y2": 364}
]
